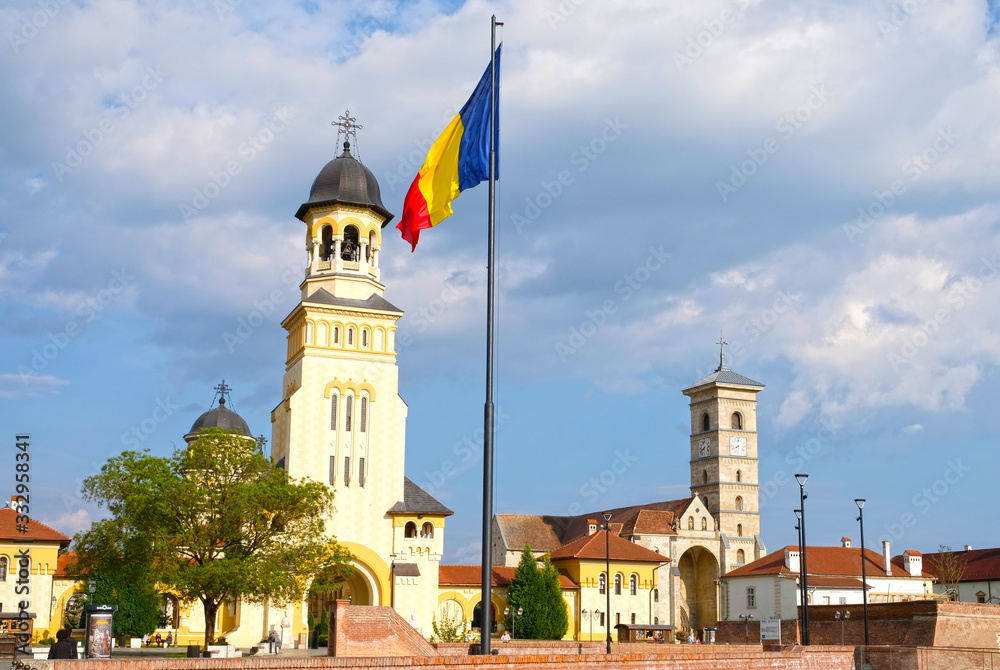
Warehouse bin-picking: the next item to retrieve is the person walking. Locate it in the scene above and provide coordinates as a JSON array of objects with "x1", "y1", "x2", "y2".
[{"x1": 267, "y1": 631, "x2": 276, "y2": 654}]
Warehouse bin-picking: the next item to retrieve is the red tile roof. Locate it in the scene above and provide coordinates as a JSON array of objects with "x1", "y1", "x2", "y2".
[
  {"x1": 905, "y1": 550, "x2": 921, "y2": 556},
  {"x1": 924, "y1": 548, "x2": 1000, "y2": 581},
  {"x1": 55, "y1": 552, "x2": 77, "y2": 577},
  {"x1": 0, "y1": 508, "x2": 71, "y2": 546},
  {"x1": 438, "y1": 565, "x2": 578, "y2": 590},
  {"x1": 549, "y1": 530, "x2": 667, "y2": 563},
  {"x1": 726, "y1": 546, "x2": 930, "y2": 579}
]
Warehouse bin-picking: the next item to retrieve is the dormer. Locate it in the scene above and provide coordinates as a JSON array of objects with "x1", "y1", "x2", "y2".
[
  {"x1": 841, "y1": 537, "x2": 851, "y2": 548},
  {"x1": 587, "y1": 519, "x2": 598, "y2": 535},
  {"x1": 903, "y1": 550, "x2": 922, "y2": 577}
]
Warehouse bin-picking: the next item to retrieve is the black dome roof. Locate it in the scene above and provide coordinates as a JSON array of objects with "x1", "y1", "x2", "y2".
[
  {"x1": 295, "y1": 141, "x2": 393, "y2": 225},
  {"x1": 183, "y1": 397, "x2": 252, "y2": 443}
]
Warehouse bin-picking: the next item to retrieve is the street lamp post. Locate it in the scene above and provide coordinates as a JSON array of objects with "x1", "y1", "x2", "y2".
[
  {"x1": 739, "y1": 614, "x2": 753, "y2": 644},
  {"x1": 581, "y1": 609, "x2": 589, "y2": 641},
  {"x1": 795, "y1": 474, "x2": 810, "y2": 645},
  {"x1": 835, "y1": 610, "x2": 850, "y2": 645},
  {"x1": 504, "y1": 606, "x2": 523, "y2": 639},
  {"x1": 794, "y1": 509, "x2": 804, "y2": 641},
  {"x1": 855, "y1": 499, "x2": 869, "y2": 647},
  {"x1": 603, "y1": 511, "x2": 612, "y2": 655}
]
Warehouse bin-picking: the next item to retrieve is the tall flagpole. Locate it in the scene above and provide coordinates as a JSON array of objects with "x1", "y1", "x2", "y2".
[{"x1": 480, "y1": 13, "x2": 501, "y2": 657}]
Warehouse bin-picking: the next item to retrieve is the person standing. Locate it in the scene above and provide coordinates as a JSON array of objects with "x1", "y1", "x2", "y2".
[
  {"x1": 267, "y1": 631, "x2": 275, "y2": 654},
  {"x1": 48, "y1": 628, "x2": 78, "y2": 659}
]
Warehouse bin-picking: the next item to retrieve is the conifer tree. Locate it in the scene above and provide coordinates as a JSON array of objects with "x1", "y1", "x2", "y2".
[{"x1": 504, "y1": 545, "x2": 568, "y2": 639}]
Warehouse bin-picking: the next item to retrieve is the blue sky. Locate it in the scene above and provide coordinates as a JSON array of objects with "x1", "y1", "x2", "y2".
[{"x1": 2, "y1": 0, "x2": 999, "y2": 565}]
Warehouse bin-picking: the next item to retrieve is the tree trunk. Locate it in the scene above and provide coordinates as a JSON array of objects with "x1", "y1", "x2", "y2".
[{"x1": 202, "y1": 599, "x2": 219, "y2": 650}]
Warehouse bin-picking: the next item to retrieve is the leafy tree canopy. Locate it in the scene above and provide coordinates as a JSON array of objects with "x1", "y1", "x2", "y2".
[{"x1": 75, "y1": 428, "x2": 353, "y2": 647}]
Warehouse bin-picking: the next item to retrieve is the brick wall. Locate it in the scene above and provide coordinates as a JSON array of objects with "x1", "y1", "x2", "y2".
[
  {"x1": 45, "y1": 647, "x2": 855, "y2": 670},
  {"x1": 716, "y1": 601, "x2": 1000, "y2": 649},
  {"x1": 433, "y1": 642, "x2": 765, "y2": 656},
  {"x1": 329, "y1": 599, "x2": 437, "y2": 657}
]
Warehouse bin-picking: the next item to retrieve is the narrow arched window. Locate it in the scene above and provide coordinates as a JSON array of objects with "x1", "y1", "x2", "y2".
[
  {"x1": 348, "y1": 328, "x2": 354, "y2": 346},
  {"x1": 362, "y1": 329, "x2": 368, "y2": 347},
  {"x1": 345, "y1": 396, "x2": 353, "y2": 431},
  {"x1": 701, "y1": 517, "x2": 707, "y2": 531},
  {"x1": 321, "y1": 226, "x2": 333, "y2": 261},
  {"x1": 360, "y1": 397, "x2": 367, "y2": 433},
  {"x1": 702, "y1": 413, "x2": 710, "y2": 431},
  {"x1": 732, "y1": 412, "x2": 742, "y2": 429},
  {"x1": 333, "y1": 326, "x2": 340, "y2": 344},
  {"x1": 0, "y1": 556, "x2": 8, "y2": 581},
  {"x1": 702, "y1": 470, "x2": 708, "y2": 485},
  {"x1": 735, "y1": 496, "x2": 744, "y2": 511},
  {"x1": 737, "y1": 549, "x2": 746, "y2": 564},
  {"x1": 405, "y1": 522, "x2": 417, "y2": 538},
  {"x1": 736, "y1": 470, "x2": 742, "y2": 483},
  {"x1": 737, "y1": 523, "x2": 743, "y2": 537},
  {"x1": 629, "y1": 574, "x2": 637, "y2": 596},
  {"x1": 330, "y1": 395, "x2": 338, "y2": 431},
  {"x1": 599, "y1": 573, "x2": 606, "y2": 595},
  {"x1": 614, "y1": 574, "x2": 622, "y2": 595},
  {"x1": 421, "y1": 522, "x2": 434, "y2": 539},
  {"x1": 687, "y1": 517, "x2": 694, "y2": 530},
  {"x1": 653, "y1": 588, "x2": 659, "y2": 603}
]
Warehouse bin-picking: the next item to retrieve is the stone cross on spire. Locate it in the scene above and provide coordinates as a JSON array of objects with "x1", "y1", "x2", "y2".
[
  {"x1": 214, "y1": 379, "x2": 232, "y2": 406},
  {"x1": 332, "y1": 109, "x2": 363, "y2": 155},
  {"x1": 716, "y1": 332, "x2": 729, "y2": 372}
]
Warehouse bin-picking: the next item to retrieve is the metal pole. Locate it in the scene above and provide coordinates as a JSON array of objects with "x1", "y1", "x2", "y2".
[
  {"x1": 795, "y1": 510, "x2": 804, "y2": 642},
  {"x1": 479, "y1": 14, "x2": 501, "y2": 656},
  {"x1": 796, "y1": 476, "x2": 810, "y2": 645},
  {"x1": 604, "y1": 512, "x2": 612, "y2": 654},
  {"x1": 856, "y1": 499, "x2": 870, "y2": 649}
]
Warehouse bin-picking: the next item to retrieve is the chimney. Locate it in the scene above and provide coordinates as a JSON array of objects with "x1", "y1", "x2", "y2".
[
  {"x1": 587, "y1": 519, "x2": 598, "y2": 536},
  {"x1": 903, "y1": 550, "x2": 922, "y2": 577},
  {"x1": 785, "y1": 546, "x2": 800, "y2": 573},
  {"x1": 842, "y1": 537, "x2": 852, "y2": 548},
  {"x1": 9, "y1": 496, "x2": 20, "y2": 513},
  {"x1": 882, "y1": 540, "x2": 892, "y2": 574},
  {"x1": 964, "y1": 545, "x2": 972, "y2": 552}
]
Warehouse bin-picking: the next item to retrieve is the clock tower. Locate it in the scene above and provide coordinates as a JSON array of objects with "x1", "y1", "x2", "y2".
[{"x1": 683, "y1": 340, "x2": 765, "y2": 572}]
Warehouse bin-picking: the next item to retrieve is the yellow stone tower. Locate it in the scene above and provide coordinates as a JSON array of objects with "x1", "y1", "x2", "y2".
[
  {"x1": 683, "y1": 341, "x2": 765, "y2": 573},
  {"x1": 270, "y1": 120, "x2": 451, "y2": 634}
]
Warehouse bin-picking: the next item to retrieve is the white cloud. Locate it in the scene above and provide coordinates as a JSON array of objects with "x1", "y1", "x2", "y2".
[{"x1": 42, "y1": 509, "x2": 92, "y2": 537}]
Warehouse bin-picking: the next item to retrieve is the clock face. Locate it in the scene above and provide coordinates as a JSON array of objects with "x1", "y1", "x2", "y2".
[
  {"x1": 698, "y1": 438, "x2": 711, "y2": 458},
  {"x1": 729, "y1": 436, "x2": 747, "y2": 456}
]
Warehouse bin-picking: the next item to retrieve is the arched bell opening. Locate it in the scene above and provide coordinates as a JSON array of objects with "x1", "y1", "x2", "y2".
[
  {"x1": 342, "y1": 225, "x2": 360, "y2": 261},
  {"x1": 320, "y1": 226, "x2": 334, "y2": 261}
]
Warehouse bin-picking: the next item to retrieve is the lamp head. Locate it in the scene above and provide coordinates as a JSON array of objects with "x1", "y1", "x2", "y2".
[
  {"x1": 505, "y1": 607, "x2": 510, "y2": 616},
  {"x1": 835, "y1": 611, "x2": 841, "y2": 620},
  {"x1": 845, "y1": 610, "x2": 851, "y2": 619},
  {"x1": 855, "y1": 498, "x2": 866, "y2": 510},
  {"x1": 794, "y1": 473, "x2": 808, "y2": 486},
  {"x1": 794, "y1": 509, "x2": 802, "y2": 520},
  {"x1": 518, "y1": 607, "x2": 523, "y2": 616},
  {"x1": 595, "y1": 608, "x2": 601, "y2": 616},
  {"x1": 603, "y1": 511, "x2": 612, "y2": 522}
]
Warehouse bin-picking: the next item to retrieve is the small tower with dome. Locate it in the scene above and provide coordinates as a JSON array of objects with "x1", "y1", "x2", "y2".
[{"x1": 183, "y1": 380, "x2": 253, "y2": 444}]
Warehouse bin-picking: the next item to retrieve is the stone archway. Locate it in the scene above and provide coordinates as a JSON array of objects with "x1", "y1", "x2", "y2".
[
  {"x1": 306, "y1": 559, "x2": 381, "y2": 647},
  {"x1": 677, "y1": 546, "x2": 720, "y2": 634}
]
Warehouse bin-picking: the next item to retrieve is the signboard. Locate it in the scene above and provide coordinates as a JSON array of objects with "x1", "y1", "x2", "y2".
[
  {"x1": 760, "y1": 618, "x2": 781, "y2": 642},
  {"x1": 84, "y1": 604, "x2": 118, "y2": 659}
]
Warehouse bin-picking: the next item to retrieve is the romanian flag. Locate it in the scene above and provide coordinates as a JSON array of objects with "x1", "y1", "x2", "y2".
[{"x1": 397, "y1": 46, "x2": 501, "y2": 251}]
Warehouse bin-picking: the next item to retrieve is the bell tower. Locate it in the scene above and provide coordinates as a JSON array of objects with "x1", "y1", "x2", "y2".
[
  {"x1": 682, "y1": 337, "x2": 765, "y2": 572},
  {"x1": 269, "y1": 113, "x2": 408, "y2": 581}
]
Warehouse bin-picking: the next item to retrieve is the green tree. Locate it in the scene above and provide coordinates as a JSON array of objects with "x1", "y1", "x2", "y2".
[
  {"x1": 504, "y1": 546, "x2": 568, "y2": 640},
  {"x1": 431, "y1": 607, "x2": 467, "y2": 643},
  {"x1": 75, "y1": 428, "x2": 354, "y2": 648}
]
